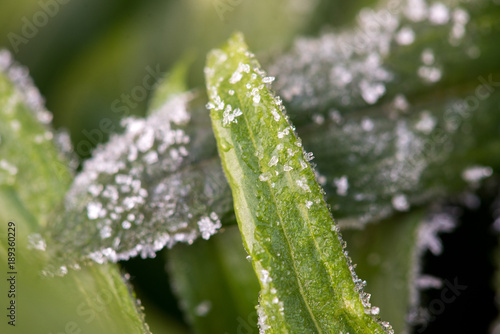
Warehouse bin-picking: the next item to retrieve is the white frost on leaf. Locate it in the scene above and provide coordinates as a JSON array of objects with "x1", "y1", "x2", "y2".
[
  {"x1": 417, "y1": 213, "x2": 456, "y2": 256},
  {"x1": 461, "y1": 166, "x2": 493, "y2": 185},
  {"x1": 48, "y1": 93, "x2": 230, "y2": 269},
  {"x1": 197, "y1": 213, "x2": 222, "y2": 240},
  {"x1": 334, "y1": 176, "x2": 349, "y2": 196}
]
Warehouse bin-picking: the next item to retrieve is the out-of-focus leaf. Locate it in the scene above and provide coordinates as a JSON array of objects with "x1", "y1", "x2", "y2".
[
  {"x1": 148, "y1": 53, "x2": 194, "y2": 113},
  {"x1": 0, "y1": 55, "x2": 150, "y2": 333},
  {"x1": 302, "y1": 85, "x2": 500, "y2": 227},
  {"x1": 342, "y1": 211, "x2": 424, "y2": 333},
  {"x1": 267, "y1": 0, "x2": 500, "y2": 226},
  {"x1": 269, "y1": 0, "x2": 500, "y2": 120},
  {"x1": 206, "y1": 33, "x2": 390, "y2": 333},
  {"x1": 140, "y1": 300, "x2": 189, "y2": 334},
  {"x1": 0, "y1": 50, "x2": 72, "y2": 227},
  {"x1": 167, "y1": 225, "x2": 260, "y2": 334}
]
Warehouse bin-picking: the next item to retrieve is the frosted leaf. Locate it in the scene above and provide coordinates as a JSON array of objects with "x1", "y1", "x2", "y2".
[
  {"x1": 0, "y1": 49, "x2": 73, "y2": 226},
  {"x1": 269, "y1": 7, "x2": 398, "y2": 112},
  {"x1": 405, "y1": 209, "x2": 459, "y2": 328},
  {"x1": 303, "y1": 93, "x2": 482, "y2": 226},
  {"x1": 45, "y1": 93, "x2": 233, "y2": 267},
  {"x1": 257, "y1": 304, "x2": 271, "y2": 333},
  {"x1": 267, "y1": 0, "x2": 477, "y2": 120}
]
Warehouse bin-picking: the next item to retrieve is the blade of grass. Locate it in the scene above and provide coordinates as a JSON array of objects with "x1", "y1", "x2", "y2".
[{"x1": 206, "y1": 32, "x2": 391, "y2": 333}]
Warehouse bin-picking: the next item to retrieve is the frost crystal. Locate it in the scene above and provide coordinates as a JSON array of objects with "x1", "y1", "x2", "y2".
[
  {"x1": 334, "y1": 176, "x2": 349, "y2": 196},
  {"x1": 269, "y1": 7, "x2": 397, "y2": 110},
  {"x1": 415, "y1": 111, "x2": 436, "y2": 134},
  {"x1": 461, "y1": 166, "x2": 493, "y2": 185},
  {"x1": 417, "y1": 213, "x2": 456, "y2": 256},
  {"x1": 27, "y1": 233, "x2": 47, "y2": 251},
  {"x1": 391, "y1": 194, "x2": 410, "y2": 211},
  {"x1": 197, "y1": 213, "x2": 222, "y2": 240},
  {"x1": 194, "y1": 300, "x2": 212, "y2": 317},
  {"x1": 396, "y1": 27, "x2": 415, "y2": 45},
  {"x1": 222, "y1": 105, "x2": 243, "y2": 126},
  {"x1": 428, "y1": 2, "x2": 450, "y2": 25}
]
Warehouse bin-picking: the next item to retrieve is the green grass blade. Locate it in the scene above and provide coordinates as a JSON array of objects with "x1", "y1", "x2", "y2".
[{"x1": 206, "y1": 33, "x2": 391, "y2": 333}]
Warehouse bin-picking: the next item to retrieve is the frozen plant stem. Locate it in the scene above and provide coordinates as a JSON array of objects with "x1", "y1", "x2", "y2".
[{"x1": 206, "y1": 33, "x2": 391, "y2": 333}]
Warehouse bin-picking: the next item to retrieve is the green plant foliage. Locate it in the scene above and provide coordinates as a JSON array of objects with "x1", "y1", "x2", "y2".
[
  {"x1": 0, "y1": 61, "x2": 72, "y2": 227},
  {"x1": 168, "y1": 225, "x2": 260, "y2": 334},
  {"x1": 45, "y1": 63, "x2": 233, "y2": 265},
  {"x1": 206, "y1": 32, "x2": 391, "y2": 333},
  {"x1": 1, "y1": 0, "x2": 499, "y2": 332},
  {"x1": 0, "y1": 61, "x2": 150, "y2": 333},
  {"x1": 342, "y1": 211, "x2": 425, "y2": 333}
]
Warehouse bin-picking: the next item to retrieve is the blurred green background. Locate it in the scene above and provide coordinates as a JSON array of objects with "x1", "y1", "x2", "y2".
[{"x1": 0, "y1": 0, "x2": 375, "y2": 160}]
